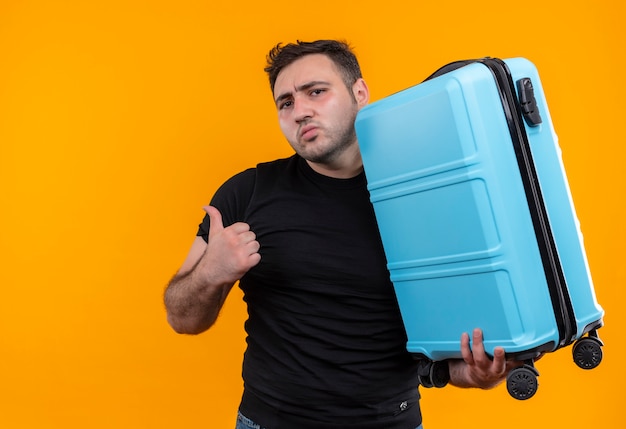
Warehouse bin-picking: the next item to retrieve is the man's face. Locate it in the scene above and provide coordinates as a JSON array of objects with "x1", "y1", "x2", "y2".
[{"x1": 273, "y1": 54, "x2": 365, "y2": 167}]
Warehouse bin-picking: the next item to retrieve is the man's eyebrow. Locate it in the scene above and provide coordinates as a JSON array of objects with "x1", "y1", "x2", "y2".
[{"x1": 274, "y1": 80, "x2": 331, "y2": 106}]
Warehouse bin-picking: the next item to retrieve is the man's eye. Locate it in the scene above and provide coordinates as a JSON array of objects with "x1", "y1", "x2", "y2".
[
  {"x1": 279, "y1": 100, "x2": 293, "y2": 110},
  {"x1": 311, "y1": 89, "x2": 325, "y2": 96}
]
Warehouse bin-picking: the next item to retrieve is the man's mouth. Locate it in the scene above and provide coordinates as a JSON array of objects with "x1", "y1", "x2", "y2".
[{"x1": 299, "y1": 124, "x2": 318, "y2": 141}]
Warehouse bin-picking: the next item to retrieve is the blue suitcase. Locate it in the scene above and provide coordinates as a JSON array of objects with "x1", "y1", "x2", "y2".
[{"x1": 355, "y1": 58, "x2": 605, "y2": 399}]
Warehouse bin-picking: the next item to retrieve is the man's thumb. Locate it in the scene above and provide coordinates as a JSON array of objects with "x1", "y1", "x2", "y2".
[{"x1": 204, "y1": 205, "x2": 224, "y2": 236}]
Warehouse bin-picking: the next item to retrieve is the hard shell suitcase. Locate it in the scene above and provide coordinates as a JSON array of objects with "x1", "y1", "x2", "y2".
[{"x1": 354, "y1": 57, "x2": 605, "y2": 399}]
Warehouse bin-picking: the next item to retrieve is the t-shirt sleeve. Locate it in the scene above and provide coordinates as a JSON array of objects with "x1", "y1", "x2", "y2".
[{"x1": 196, "y1": 168, "x2": 257, "y2": 242}]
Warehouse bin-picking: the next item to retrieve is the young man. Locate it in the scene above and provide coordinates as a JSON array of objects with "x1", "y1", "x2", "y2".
[{"x1": 164, "y1": 40, "x2": 519, "y2": 429}]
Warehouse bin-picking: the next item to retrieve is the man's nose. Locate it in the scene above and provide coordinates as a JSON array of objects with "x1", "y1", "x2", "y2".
[{"x1": 293, "y1": 98, "x2": 314, "y2": 123}]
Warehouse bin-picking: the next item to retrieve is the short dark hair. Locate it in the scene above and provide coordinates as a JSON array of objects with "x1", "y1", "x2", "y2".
[{"x1": 264, "y1": 40, "x2": 363, "y2": 94}]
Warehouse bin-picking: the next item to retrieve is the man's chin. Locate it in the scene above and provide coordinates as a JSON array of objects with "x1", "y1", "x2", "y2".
[{"x1": 302, "y1": 150, "x2": 339, "y2": 166}]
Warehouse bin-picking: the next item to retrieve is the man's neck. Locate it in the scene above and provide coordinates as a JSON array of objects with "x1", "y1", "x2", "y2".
[{"x1": 305, "y1": 146, "x2": 364, "y2": 179}]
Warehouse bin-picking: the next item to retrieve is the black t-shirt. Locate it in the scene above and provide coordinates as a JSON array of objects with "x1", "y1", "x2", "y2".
[{"x1": 198, "y1": 155, "x2": 421, "y2": 429}]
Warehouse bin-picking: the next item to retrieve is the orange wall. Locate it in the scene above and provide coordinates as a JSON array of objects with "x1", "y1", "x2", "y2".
[{"x1": 0, "y1": 0, "x2": 623, "y2": 428}]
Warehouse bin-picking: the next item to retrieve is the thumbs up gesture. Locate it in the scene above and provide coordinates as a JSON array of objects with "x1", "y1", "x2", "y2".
[{"x1": 201, "y1": 205, "x2": 261, "y2": 285}]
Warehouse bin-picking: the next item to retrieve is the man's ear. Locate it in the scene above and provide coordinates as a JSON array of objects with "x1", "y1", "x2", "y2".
[{"x1": 352, "y1": 78, "x2": 370, "y2": 108}]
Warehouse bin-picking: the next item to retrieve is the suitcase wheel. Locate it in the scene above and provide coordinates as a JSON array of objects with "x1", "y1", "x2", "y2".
[
  {"x1": 573, "y1": 334, "x2": 603, "y2": 370},
  {"x1": 506, "y1": 363, "x2": 539, "y2": 400},
  {"x1": 417, "y1": 360, "x2": 449, "y2": 388}
]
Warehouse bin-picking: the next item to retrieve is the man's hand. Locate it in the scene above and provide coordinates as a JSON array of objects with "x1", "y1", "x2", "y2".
[
  {"x1": 449, "y1": 328, "x2": 524, "y2": 389},
  {"x1": 200, "y1": 205, "x2": 261, "y2": 285}
]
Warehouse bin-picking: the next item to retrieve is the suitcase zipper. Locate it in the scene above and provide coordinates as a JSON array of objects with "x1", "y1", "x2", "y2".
[{"x1": 478, "y1": 58, "x2": 577, "y2": 348}]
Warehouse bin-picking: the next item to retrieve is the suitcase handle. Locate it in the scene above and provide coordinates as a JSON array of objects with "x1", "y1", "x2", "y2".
[{"x1": 422, "y1": 59, "x2": 483, "y2": 81}]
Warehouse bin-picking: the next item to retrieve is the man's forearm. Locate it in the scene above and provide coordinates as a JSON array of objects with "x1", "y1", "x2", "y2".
[
  {"x1": 164, "y1": 268, "x2": 234, "y2": 335},
  {"x1": 448, "y1": 359, "x2": 476, "y2": 388}
]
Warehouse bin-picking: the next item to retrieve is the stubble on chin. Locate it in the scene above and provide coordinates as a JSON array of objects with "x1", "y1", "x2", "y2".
[{"x1": 295, "y1": 116, "x2": 358, "y2": 165}]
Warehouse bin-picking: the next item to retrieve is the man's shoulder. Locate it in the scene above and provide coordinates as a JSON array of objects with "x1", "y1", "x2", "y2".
[
  {"x1": 219, "y1": 154, "x2": 298, "y2": 192},
  {"x1": 256, "y1": 154, "x2": 298, "y2": 171}
]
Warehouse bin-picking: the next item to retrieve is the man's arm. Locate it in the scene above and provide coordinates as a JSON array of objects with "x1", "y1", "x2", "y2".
[
  {"x1": 164, "y1": 206, "x2": 261, "y2": 335},
  {"x1": 448, "y1": 328, "x2": 523, "y2": 389}
]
